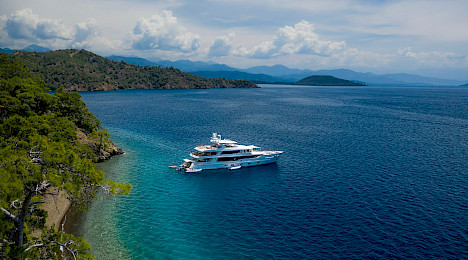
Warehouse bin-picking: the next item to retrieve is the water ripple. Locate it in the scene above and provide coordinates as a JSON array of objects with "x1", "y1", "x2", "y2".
[{"x1": 76, "y1": 86, "x2": 468, "y2": 259}]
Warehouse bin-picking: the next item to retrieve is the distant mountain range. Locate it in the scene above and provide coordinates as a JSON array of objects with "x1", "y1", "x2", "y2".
[
  {"x1": 1, "y1": 46, "x2": 465, "y2": 86},
  {"x1": 108, "y1": 55, "x2": 466, "y2": 86},
  {"x1": 0, "y1": 44, "x2": 51, "y2": 53}
]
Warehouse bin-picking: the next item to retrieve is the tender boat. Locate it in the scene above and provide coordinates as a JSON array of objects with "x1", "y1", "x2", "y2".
[{"x1": 172, "y1": 133, "x2": 283, "y2": 172}]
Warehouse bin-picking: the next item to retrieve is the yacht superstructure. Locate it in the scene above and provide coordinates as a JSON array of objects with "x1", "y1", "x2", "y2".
[{"x1": 173, "y1": 133, "x2": 283, "y2": 172}]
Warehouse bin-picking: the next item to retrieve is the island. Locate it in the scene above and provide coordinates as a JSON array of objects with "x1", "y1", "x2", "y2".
[{"x1": 295, "y1": 75, "x2": 366, "y2": 86}]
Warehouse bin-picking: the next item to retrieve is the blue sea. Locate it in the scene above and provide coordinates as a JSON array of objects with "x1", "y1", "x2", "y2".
[{"x1": 71, "y1": 85, "x2": 467, "y2": 259}]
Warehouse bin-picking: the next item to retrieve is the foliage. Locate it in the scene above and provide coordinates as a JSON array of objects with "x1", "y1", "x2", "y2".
[
  {"x1": 0, "y1": 54, "x2": 131, "y2": 259},
  {"x1": 6, "y1": 49, "x2": 258, "y2": 91},
  {"x1": 295, "y1": 75, "x2": 366, "y2": 86}
]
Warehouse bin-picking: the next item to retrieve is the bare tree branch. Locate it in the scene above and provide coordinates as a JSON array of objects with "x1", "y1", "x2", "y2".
[
  {"x1": 95, "y1": 184, "x2": 111, "y2": 194},
  {"x1": 10, "y1": 199, "x2": 22, "y2": 209},
  {"x1": 0, "y1": 207, "x2": 19, "y2": 224},
  {"x1": 35, "y1": 180, "x2": 51, "y2": 194},
  {"x1": 28, "y1": 201, "x2": 44, "y2": 207},
  {"x1": 25, "y1": 201, "x2": 44, "y2": 218},
  {"x1": 25, "y1": 240, "x2": 77, "y2": 260}
]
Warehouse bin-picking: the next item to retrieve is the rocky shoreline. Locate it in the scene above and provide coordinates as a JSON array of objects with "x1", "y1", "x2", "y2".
[
  {"x1": 39, "y1": 131, "x2": 122, "y2": 233},
  {"x1": 76, "y1": 128, "x2": 124, "y2": 162}
]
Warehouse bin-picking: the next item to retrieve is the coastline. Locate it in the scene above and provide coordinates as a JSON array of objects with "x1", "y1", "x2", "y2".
[
  {"x1": 39, "y1": 135, "x2": 123, "y2": 235},
  {"x1": 39, "y1": 188, "x2": 71, "y2": 232}
]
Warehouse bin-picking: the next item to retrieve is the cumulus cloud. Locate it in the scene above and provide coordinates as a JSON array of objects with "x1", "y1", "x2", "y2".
[
  {"x1": 207, "y1": 33, "x2": 248, "y2": 57},
  {"x1": 130, "y1": 10, "x2": 199, "y2": 53},
  {"x1": 209, "y1": 20, "x2": 346, "y2": 59},
  {"x1": 74, "y1": 18, "x2": 98, "y2": 43},
  {"x1": 4, "y1": 9, "x2": 70, "y2": 40},
  {"x1": 208, "y1": 33, "x2": 235, "y2": 57},
  {"x1": 0, "y1": 9, "x2": 122, "y2": 53},
  {"x1": 250, "y1": 20, "x2": 345, "y2": 58}
]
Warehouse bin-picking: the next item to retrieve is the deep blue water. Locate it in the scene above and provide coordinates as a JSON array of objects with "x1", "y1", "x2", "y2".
[{"x1": 74, "y1": 85, "x2": 467, "y2": 259}]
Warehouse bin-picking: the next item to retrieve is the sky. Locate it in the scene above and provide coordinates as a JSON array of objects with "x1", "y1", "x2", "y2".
[{"x1": 1, "y1": 0, "x2": 467, "y2": 80}]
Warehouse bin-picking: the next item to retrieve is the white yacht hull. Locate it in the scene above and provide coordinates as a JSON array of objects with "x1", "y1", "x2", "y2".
[
  {"x1": 174, "y1": 133, "x2": 284, "y2": 173},
  {"x1": 187, "y1": 152, "x2": 282, "y2": 172}
]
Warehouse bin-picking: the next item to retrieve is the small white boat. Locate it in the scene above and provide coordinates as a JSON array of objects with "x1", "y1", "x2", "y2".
[
  {"x1": 175, "y1": 133, "x2": 283, "y2": 172},
  {"x1": 186, "y1": 168, "x2": 203, "y2": 173}
]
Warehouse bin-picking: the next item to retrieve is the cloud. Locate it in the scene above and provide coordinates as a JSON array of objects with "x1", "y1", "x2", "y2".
[
  {"x1": 71, "y1": 19, "x2": 124, "y2": 53},
  {"x1": 0, "y1": 8, "x2": 122, "y2": 52},
  {"x1": 207, "y1": 33, "x2": 248, "y2": 57},
  {"x1": 253, "y1": 20, "x2": 346, "y2": 58},
  {"x1": 71, "y1": 36, "x2": 121, "y2": 55},
  {"x1": 208, "y1": 33, "x2": 235, "y2": 57},
  {"x1": 74, "y1": 18, "x2": 98, "y2": 42},
  {"x1": 4, "y1": 9, "x2": 70, "y2": 40},
  {"x1": 130, "y1": 10, "x2": 199, "y2": 53},
  {"x1": 217, "y1": 20, "x2": 346, "y2": 59},
  {"x1": 396, "y1": 47, "x2": 468, "y2": 66}
]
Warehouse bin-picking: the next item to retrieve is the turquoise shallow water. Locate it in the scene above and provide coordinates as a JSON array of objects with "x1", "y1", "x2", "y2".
[{"x1": 71, "y1": 85, "x2": 467, "y2": 259}]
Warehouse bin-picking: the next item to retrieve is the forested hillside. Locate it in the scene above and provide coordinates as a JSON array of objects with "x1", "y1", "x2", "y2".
[
  {"x1": 295, "y1": 75, "x2": 366, "y2": 86},
  {"x1": 7, "y1": 49, "x2": 258, "y2": 91},
  {"x1": 0, "y1": 54, "x2": 130, "y2": 259}
]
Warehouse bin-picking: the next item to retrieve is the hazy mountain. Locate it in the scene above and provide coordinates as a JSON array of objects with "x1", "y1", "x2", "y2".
[
  {"x1": 107, "y1": 55, "x2": 159, "y2": 66},
  {"x1": 191, "y1": 71, "x2": 284, "y2": 83},
  {"x1": 0, "y1": 47, "x2": 15, "y2": 54},
  {"x1": 108, "y1": 55, "x2": 238, "y2": 72},
  {"x1": 103, "y1": 55, "x2": 465, "y2": 86},
  {"x1": 243, "y1": 65, "x2": 308, "y2": 77},
  {"x1": 247, "y1": 68, "x2": 464, "y2": 86},
  {"x1": 383, "y1": 73, "x2": 463, "y2": 86},
  {"x1": 21, "y1": 44, "x2": 50, "y2": 52},
  {"x1": 156, "y1": 59, "x2": 237, "y2": 72},
  {"x1": 0, "y1": 44, "x2": 50, "y2": 53},
  {"x1": 295, "y1": 69, "x2": 405, "y2": 86}
]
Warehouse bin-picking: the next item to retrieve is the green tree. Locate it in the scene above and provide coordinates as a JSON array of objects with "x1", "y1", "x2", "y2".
[{"x1": 0, "y1": 54, "x2": 131, "y2": 259}]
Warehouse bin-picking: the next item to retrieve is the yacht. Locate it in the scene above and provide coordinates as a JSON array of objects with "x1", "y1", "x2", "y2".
[{"x1": 172, "y1": 133, "x2": 283, "y2": 172}]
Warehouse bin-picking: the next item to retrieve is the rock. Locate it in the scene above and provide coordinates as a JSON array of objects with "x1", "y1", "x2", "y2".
[
  {"x1": 76, "y1": 128, "x2": 123, "y2": 162},
  {"x1": 97, "y1": 141, "x2": 124, "y2": 162}
]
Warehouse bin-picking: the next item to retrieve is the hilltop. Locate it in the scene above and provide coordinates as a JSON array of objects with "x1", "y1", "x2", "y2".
[
  {"x1": 6, "y1": 49, "x2": 258, "y2": 91},
  {"x1": 295, "y1": 75, "x2": 366, "y2": 86}
]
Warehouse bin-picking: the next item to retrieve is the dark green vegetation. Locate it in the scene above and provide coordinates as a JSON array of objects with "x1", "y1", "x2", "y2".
[
  {"x1": 192, "y1": 70, "x2": 281, "y2": 84},
  {"x1": 7, "y1": 49, "x2": 258, "y2": 91},
  {"x1": 0, "y1": 54, "x2": 131, "y2": 259},
  {"x1": 295, "y1": 75, "x2": 366, "y2": 86}
]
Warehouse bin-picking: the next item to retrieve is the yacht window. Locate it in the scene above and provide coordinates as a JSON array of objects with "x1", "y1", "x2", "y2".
[
  {"x1": 217, "y1": 155, "x2": 258, "y2": 161},
  {"x1": 221, "y1": 150, "x2": 239, "y2": 155}
]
